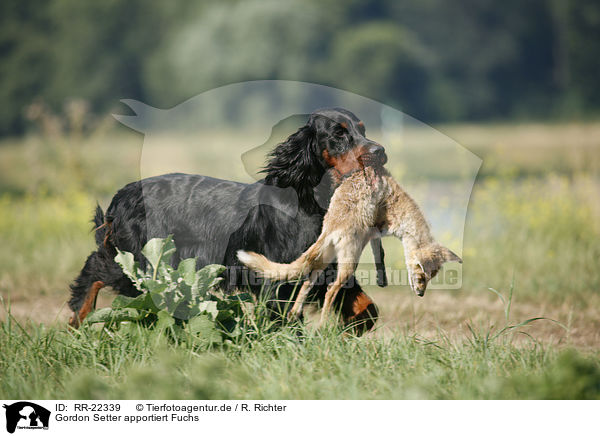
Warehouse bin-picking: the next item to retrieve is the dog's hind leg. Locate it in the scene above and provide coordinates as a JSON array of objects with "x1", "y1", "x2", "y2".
[{"x1": 338, "y1": 288, "x2": 379, "y2": 335}]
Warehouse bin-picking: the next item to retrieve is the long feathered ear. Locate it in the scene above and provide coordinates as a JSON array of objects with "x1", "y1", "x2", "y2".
[
  {"x1": 438, "y1": 246, "x2": 462, "y2": 264},
  {"x1": 263, "y1": 122, "x2": 323, "y2": 189}
]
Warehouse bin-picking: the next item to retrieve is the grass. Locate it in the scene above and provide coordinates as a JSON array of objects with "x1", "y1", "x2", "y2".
[
  {"x1": 1, "y1": 297, "x2": 598, "y2": 400},
  {"x1": 0, "y1": 119, "x2": 599, "y2": 399}
]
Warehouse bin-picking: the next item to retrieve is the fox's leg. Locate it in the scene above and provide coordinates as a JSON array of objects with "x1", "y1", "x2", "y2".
[
  {"x1": 288, "y1": 270, "x2": 321, "y2": 321},
  {"x1": 319, "y1": 245, "x2": 360, "y2": 326}
]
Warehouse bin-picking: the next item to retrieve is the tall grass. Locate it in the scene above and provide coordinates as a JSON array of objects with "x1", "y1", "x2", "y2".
[
  {"x1": 1, "y1": 295, "x2": 598, "y2": 399},
  {"x1": 461, "y1": 174, "x2": 600, "y2": 300}
]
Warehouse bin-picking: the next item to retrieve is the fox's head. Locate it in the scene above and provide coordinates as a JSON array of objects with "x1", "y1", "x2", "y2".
[{"x1": 407, "y1": 244, "x2": 462, "y2": 297}]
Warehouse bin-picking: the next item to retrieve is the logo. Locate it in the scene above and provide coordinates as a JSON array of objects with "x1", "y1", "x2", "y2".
[{"x1": 2, "y1": 402, "x2": 50, "y2": 434}]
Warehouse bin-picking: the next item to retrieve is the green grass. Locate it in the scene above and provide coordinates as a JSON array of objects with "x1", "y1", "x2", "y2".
[{"x1": 1, "y1": 306, "x2": 599, "y2": 400}]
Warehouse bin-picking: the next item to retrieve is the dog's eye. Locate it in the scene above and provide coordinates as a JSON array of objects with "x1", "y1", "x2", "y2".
[{"x1": 335, "y1": 128, "x2": 346, "y2": 138}]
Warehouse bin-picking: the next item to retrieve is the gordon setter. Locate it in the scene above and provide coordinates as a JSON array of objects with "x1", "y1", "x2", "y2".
[{"x1": 68, "y1": 108, "x2": 388, "y2": 332}]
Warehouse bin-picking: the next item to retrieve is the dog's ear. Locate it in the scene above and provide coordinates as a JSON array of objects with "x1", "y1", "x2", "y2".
[
  {"x1": 291, "y1": 125, "x2": 319, "y2": 167},
  {"x1": 370, "y1": 238, "x2": 388, "y2": 287},
  {"x1": 437, "y1": 246, "x2": 462, "y2": 264},
  {"x1": 264, "y1": 123, "x2": 324, "y2": 190}
]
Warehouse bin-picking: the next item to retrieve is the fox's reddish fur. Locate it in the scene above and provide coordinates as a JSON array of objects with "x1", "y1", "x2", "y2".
[{"x1": 238, "y1": 166, "x2": 462, "y2": 325}]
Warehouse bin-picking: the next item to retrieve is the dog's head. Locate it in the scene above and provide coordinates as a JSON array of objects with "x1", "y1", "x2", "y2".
[
  {"x1": 264, "y1": 108, "x2": 387, "y2": 189},
  {"x1": 311, "y1": 108, "x2": 387, "y2": 177}
]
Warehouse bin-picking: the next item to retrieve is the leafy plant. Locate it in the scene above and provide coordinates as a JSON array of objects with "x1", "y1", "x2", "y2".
[{"x1": 84, "y1": 235, "x2": 252, "y2": 346}]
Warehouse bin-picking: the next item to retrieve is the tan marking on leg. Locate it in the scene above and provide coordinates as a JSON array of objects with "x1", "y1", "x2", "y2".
[
  {"x1": 340, "y1": 290, "x2": 379, "y2": 335},
  {"x1": 69, "y1": 281, "x2": 104, "y2": 328}
]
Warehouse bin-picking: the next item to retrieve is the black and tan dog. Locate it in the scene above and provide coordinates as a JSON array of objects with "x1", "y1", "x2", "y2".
[
  {"x1": 238, "y1": 166, "x2": 462, "y2": 326},
  {"x1": 68, "y1": 108, "x2": 387, "y2": 332}
]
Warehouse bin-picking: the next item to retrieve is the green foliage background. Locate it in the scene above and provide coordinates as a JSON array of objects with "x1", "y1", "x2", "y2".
[{"x1": 1, "y1": 0, "x2": 599, "y2": 135}]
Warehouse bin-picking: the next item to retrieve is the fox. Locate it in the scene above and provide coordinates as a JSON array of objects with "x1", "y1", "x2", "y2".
[{"x1": 237, "y1": 166, "x2": 462, "y2": 326}]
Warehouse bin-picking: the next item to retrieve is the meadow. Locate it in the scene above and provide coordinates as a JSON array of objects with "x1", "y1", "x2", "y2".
[{"x1": 0, "y1": 118, "x2": 599, "y2": 399}]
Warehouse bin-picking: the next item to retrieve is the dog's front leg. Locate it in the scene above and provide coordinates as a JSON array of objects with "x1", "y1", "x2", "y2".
[{"x1": 370, "y1": 237, "x2": 388, "y2": 287}]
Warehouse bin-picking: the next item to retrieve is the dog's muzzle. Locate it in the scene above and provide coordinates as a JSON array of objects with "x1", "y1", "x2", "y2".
[{"x1": 362, "y1": 143, "x2": 387, "y2": 166}]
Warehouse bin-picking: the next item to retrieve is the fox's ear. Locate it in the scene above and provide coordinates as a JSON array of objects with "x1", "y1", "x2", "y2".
[{"x1": 438, "y1": 246, "x2": 462, "y2": 264}]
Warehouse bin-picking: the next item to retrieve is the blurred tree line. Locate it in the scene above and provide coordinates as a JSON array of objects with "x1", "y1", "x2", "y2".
[{"x1": 1, "y1": 0, "x2": 599, "y2": 136}]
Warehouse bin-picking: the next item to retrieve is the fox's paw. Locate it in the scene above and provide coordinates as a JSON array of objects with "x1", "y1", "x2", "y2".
[{"x1": 407, "y1": 263, "x2": 428, "y2": 297}]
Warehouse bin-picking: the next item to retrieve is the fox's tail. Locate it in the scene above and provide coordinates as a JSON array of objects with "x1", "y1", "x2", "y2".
[{"x1": 237, "y1": 238, "x2": 326, "y2": 281}]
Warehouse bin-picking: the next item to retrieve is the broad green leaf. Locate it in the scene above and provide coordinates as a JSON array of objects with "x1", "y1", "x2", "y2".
[
  {"x1": 170, "y1": 282, "x2": 202, "y2": 320},
  {"x1": 85, "y1": 307, "x2": 142, "y2": 324},
  {"x1": 144, "y1": 280, "x2": 168, "y2": 294},
  {"x1": 84, "y1": 307, "x2": 114, "y2": 324},
  {"x1": 111, "y1": 295, "x2": 135, "y2": 309},
  {"x1": 142, "y1": 236, "x2": 176, "y2": 279},
  {"x1": 158, "y1": 262, "x2": 175, "y2": 282},
  {"x1": 151, "y1": 283, "x2": 185, "y2": 315},
  {"x1": 114, "y1": 250, "x2": 143, "y2": 290},
  {"x1": 188, "y1": 314, "x2": 223, "y2": 344},
  {"x1": 200, "y1": 263, "x2": 226, "y2": 277},
  {"x1": 198, "y1": 300, "x2": 219, "y2": 319},
  {"x1": 155, "y1": 310, "x2": 175, "y2": 330},
  {"x1": 195, "y1": 264, "x2": 226, "y2": 296},
  {"x1": 112, "y1": 293, "x2": 158, "y2": 312},
  {"x1": 177, "y1": 258, "x2": 197, "y2": 285},
  {"x1": 115, "y1": 249, "x2": 135, "y2": 276}
]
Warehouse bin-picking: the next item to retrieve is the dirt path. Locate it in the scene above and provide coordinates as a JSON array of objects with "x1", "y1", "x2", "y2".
[
  {"x1": 366, "y1": 289, "x2": 600, "y2": 349},
  {"x1": 2, "y1": 288, "x2": 598, "y2": 349}
]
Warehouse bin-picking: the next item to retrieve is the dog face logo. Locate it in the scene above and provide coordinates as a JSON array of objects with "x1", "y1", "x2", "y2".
[{"x1": 2, "y1": 402, "x2": 50, "y2": 433}]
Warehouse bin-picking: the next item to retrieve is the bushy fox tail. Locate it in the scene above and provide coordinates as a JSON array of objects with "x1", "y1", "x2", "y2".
[{"x1": 237, "y1": 238, "x2": 326, "y2": 281}]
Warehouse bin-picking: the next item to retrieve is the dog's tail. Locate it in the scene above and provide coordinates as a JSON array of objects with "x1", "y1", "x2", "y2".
[{"x1": 237, "y1": 238, "x2": 326, "y2": 281}]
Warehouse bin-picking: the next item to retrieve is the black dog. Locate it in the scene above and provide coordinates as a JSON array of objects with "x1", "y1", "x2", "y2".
[{"x1": 68, "y1": 108, "x2": 387, "y2": 332}]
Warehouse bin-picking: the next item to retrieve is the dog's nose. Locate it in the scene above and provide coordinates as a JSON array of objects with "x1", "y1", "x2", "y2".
[{"x1": 369, "y1": 144, "x2": 387, "y2": 164}]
